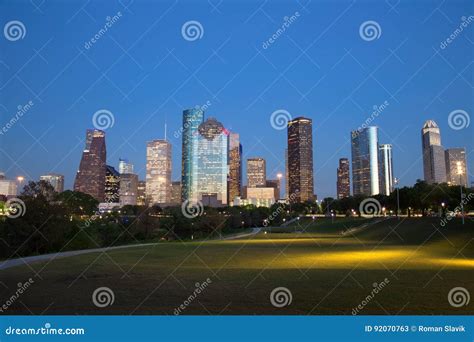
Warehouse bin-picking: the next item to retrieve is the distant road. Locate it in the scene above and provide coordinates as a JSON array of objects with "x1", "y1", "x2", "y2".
[{"x1": 0, "y1": 227, "x2": 262, "y2": 271}]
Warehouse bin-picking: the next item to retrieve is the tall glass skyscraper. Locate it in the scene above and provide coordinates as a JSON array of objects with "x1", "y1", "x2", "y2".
[
  {"x1": 379, "y1": 144, "x2": 394, "y2": 196},
  {"x1": 74, "y1": 129, "x2": 107, "y2": 201},
  {"x1": 421, "y1": 120, "x2": 447, "y2": 184},
  {"x1": 287, "y1": 117, "x2": 314, "y2": 203},
  {"x1": 351, "y1": 126, "x2": 380, "y2": 196},
  {"x1": 146, "y1": 140, "x2": 172, "y2": 205},
  {"x1": 193, "y1": 117, "x2": 228, "y2": 205},
  {"x1": 181, "y1": 107, "x2": 205, "y2": 202}
]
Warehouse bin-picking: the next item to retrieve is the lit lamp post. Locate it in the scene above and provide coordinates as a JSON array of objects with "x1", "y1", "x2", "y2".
[
  {"x1": 457, "y1": 162, "x2": 465, "y2": 225},
  {"x1": 394, "y1": 177, "x2": 400, "y2": 220}
]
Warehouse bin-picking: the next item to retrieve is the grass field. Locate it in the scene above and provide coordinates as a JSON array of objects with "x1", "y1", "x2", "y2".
[{"x1": 0, "y1": 217, "x2": 472, "y2": 315}]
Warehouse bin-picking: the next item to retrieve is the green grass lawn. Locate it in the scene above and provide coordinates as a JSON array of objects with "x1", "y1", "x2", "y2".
[{"x1": 0, "y1": 218, "x2": 472, "y2": 315}]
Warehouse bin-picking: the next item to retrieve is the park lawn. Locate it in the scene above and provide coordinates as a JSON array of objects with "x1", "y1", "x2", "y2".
[{"x1": 0, "y1": 218, "x2": 472, "y2": 315}]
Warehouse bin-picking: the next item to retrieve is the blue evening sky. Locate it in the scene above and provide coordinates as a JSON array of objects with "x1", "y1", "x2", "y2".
[{"x1": 1, "y1": 0, "x2": 473, "y2": 199}]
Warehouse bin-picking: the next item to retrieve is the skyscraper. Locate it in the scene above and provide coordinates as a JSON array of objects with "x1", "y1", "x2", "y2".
[
  {"x1": 181, "y1": 107, "x2": 205, "y2": 202},
  {"x1": 336, "y1": 158, "x2": 350, "y2": 199},
  {"x1": 146, "y1": 140, "x2": 172, "y2": 205},
  {"x1": 118, "y1": 158, "x2": 134, "y2": 174},
  {"x1": 287, "y1": 117, "x2": 314, "y2": 203},
  {"x1": 228, "y1": 132, "x2": 242, "y2": 203},
  {"x1": 105, "y1": 165, "x2": 120, "y2": 203},
  {"x1": 137, "y1": 180, "x2": 146, "y2": 206},
  {"x1": 74, "y1": 129, "x2": 107, "y2": 201},
  {"x1": 266, "y1": 179, "x2": 280, "y2": 201},
  {"x1": 351, "y1": 126, "x2": 380, "y2": 196},
  {"x1": 40, "y1": 173, "x2": 64, "y2": 193},
  {"x1": 285, "y1": 148, "x2": 289, "y2": 199},
  {"x1": 422, "y1": 120, "x2": 447, "y2": 184},
  {"x1": 120, "y1": 173, "x2": 138, "y2": 206},
  {"x1": 171, "y1": 181, "x2": 182, "y2": 205},
  {"x1": 445, "y1": 148, "x2": 468, "y2": 187},
  {"x1": 193, "y1": 117, "x2": 228, "y2": 205},
  {"x1": 247, "y1": 158, "x2": 266, "y2": 188},
  {"x1": 379, "y1": 144, "x2": 394, "y2": 196}
]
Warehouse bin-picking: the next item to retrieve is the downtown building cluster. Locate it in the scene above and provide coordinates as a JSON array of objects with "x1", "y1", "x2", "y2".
[
  {"x1": 71, "y1": 108, "x2": 315, "y2": 209},
  {"x1": 336, "y1": 120, "x2": 469, "y2": 200}
]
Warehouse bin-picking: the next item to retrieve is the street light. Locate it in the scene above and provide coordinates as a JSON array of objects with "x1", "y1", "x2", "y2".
[{"x1": 394, "y1": 177, "x2": 400, "y2": 220}]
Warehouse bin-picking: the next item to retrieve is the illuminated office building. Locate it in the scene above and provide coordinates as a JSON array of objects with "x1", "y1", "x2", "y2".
[
  {"x1": 228, "y1": 132, "x2": 242, "y2": 203},
  {"x1": 247, "y1": 158, "x2": 266, "y2": 188},
  {"x1": 351, "y1": 126, "x2": 380, "y2": 196},
  {"x1": 336, "y1": 158, "x2": 350, "y2": 199},
  {"x1": 421, "y1": 120, "x2": 446, "y2": 184},
  {"x1": 181, "y1": 107, "x2": 205, "y2": 202},
  {"x1": 146, "y1": 140, "x2": 172, "y2": 205},
  {"x1": 445, "y1": 148, "x2": 468, "y2": 187},
  {"x1": 120, "y1": 173, "x2": 138, "y2": 206},
  {"x1": 105, "y1": 165, "x2": 120, "y2": 203},
  {"x1": 379, "y1": 144, "x2": 394, "y2": 196},
  {"x1": 193, "y1": 117, "x2": 228, "y2": 205},
  {"x1": 40, "y1": 173, "x2": 64, "y2": 193},
  {"x1": 118, "y1": 158, "x2": 134, "y2": 174},
  {"x1": 74, "y1": 129, "x2": 107, "y2": 201},
  {"x1": 287, "y1": 117, "x2": 314, "y2": 202}
]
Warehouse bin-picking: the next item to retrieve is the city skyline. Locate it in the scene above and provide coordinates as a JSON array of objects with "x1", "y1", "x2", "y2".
[{"x1": 1, "y1": 1, "x2": 473, "y2": 199}]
